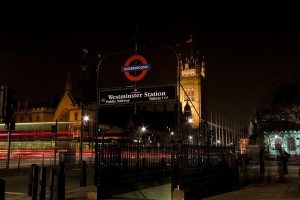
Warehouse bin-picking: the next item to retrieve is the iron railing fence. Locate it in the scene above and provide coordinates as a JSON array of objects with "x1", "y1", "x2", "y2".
[{"x1": 95, "y1": 142, "x2": 235, "y2": 197}]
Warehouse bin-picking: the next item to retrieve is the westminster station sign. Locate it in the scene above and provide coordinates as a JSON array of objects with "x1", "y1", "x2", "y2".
[{"x1": 99, "y1": 84, "x2": 176, "y2": 106}]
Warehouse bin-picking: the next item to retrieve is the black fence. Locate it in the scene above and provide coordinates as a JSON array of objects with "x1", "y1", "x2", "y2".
[{"x1": 95, "y1": 142, "x2": 236, "y2": 198}]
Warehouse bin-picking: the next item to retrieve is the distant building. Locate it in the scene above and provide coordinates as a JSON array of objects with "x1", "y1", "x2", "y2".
[
  {"x1": 13, "y1": 74, "x2": 96, "y2": 138},
  {"x1": 253, "y1": 110, "x2": 300, "y2": 157},
  {"x1": 14, "y1": 104, "x2": 55, "y2": 123}
]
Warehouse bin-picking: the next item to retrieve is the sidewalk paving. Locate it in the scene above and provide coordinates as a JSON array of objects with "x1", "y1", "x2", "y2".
[
  {"x1": 4, "y1": 164, "x2": 300, "y2": 200},
  {"x1": 10, "y1": 171, "x2": 298, "y2": 200},
  {"x1": 5, "y1": 184, "x2": 171, "y2": 200},
  {"x1": 203, "y1": 165, "x2": 300, "y2": 200}
]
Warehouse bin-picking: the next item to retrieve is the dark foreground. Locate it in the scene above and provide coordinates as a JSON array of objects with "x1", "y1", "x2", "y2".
[{"x1": 2, "y1": 161, "x2": 300, "y2": 200}]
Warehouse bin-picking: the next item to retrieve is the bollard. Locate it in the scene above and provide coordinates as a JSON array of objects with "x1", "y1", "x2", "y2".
[
  {"x1": 32, "y1": 164, "x2": 39, "y2": 200},
  {"x1": 58, "y1": 171, "x2": 65, "y2": 200},
  {"x1": 53, "y1": 174, "x2": 58, "y2": 200},
  {"x1": 97, "y1": 184, "x2": 101, "y2": 200},
  {"x1": 49, "y1": 169, "x2": 57, "y2": 200},
  {"x1": 59, "y1": 162, "x2": 64, "y2": 174},
  {"x1": 28, "y1": 164, "x2": 39, "y2": 198},
  {"x1": 39, "y1": 167, "x2": 46, "y2": 200},
  {"x1": 0, "y1": 179, "x2": 5, "y2": 200},
  {"x1": 49, "y1": 169, "x2": 57, "y2": 191},
  {"x1": 80, "y1": 160, "x2": 86, "y2": 187},
  {"x1": 53, "y1": 171, "x2": 65, "y2": 200},
  {"x1": 28, "y1": 164, "x2": 34, "y2": 196}
]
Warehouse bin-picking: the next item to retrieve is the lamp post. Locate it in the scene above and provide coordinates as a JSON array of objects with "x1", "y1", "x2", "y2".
[
  {"x1": 94, "y1": 53, "x2": 109, "y2": 185},
  {"x1": 164, "y1": 46, "x2": 181, "y2": 142},
  {"x1": 80, "y1": 48, "x2": 88, "y2": 162},
  {"x1": 94, "y1": 52, "x2": 121, "y2": 185}
]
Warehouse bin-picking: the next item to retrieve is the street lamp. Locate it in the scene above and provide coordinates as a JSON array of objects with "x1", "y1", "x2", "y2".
[
  {"x1": 80, "y1": 48, "x2": 88, "y2": 162},
  {"x1": 83, "y1": 115, "x2": 90, "y2": 143},
  {"x1": 94, "y1": 52, "x2": 112, "y2": 185},
  {"x1": 189, "y1": 135, "x2": 193, "y2": 144},
  {"x1": 141, "y1": 126, "x2": 146, "y2": 132},
  {"x1": 83, "y1": 115, "x2": 89, "y2": 122},
  {"x1": 141, "y1": 126, "x2": 146, "y2": 144}
]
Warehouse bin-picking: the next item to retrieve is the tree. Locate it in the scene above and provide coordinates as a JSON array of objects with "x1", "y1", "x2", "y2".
[{"x1": 260, "y1": 78, "x2": 300, "y2": 125}]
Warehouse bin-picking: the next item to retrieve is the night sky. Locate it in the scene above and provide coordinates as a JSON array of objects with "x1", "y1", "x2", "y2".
[{"x1": 1, "y1": 11, "x2": 300, "y2": 127}]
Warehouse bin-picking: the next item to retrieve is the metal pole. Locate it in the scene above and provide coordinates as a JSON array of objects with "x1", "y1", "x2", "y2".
[
  {"x1": 95, "y1": 53, "x2": 106, "y2": 185},
  {"x1": 54, "y1": 119, "x2": 57, "y2": 165},
  {"x1": 165, "y1": 46, "x2": 181, "y2": 141},
  {"x1": 80, "y1": 48, "x2": 88, "y2": 162},
  {"x1": 94, "y1": 52, "x2": 116, "y2": 185},
  {"x1": 94, "y1": 55, "x2": 100, "y2": 186},
  {"x1": 6, "y1": 121, "x2": 11, "y2": 170},
  {"x1": 80, "y1": 72, "x2": 84, "y2": 162},
  {"x1": 198, "y1": 60, "x2": 201, "y2": 145},
  {"x1": 94, "y1": 52, "x2": 118, "y2": 184}
]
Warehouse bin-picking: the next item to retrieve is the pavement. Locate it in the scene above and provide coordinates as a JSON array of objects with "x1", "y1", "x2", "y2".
[
  {"x1": 203, "y1": 164, "x2": 300, "y2": 200},
  {"x1": 4, "y1": 183, "x2": 172, "y2": 200},
  {"x1": 3, "y1": 162, "x2": 300, "y2": 200}
]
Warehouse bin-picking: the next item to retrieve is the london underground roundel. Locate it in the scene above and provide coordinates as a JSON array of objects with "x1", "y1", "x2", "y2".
[{"x1": 123, "y1": 54, "x2": 150, "y2": 82}]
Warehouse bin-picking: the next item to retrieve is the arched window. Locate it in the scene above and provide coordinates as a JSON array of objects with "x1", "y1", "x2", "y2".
[{"x1": 59, "y1": 110, "x2": 70, "y2": 122}]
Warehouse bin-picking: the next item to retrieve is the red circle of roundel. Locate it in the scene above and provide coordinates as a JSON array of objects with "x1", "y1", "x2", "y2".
[{"x1": 124, "y1": 54, "x2": 148, "y2": 82}]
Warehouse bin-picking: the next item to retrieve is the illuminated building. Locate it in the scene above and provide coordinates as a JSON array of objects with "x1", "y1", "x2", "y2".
[
  {"x1": 12, "y1": 74, "x2": 96, "y2": 139},
  {"x1": 179, "y1": 54, "x2": 206, "y2": 129}
]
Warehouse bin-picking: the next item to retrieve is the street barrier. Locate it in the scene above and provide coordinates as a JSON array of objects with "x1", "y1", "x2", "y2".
[
  {"x1": 0, "y1": 179, "x2": 5, "y2": 200},
  {"x1": 80, "y1": 160, "x2": 86, "y2": 187}
]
